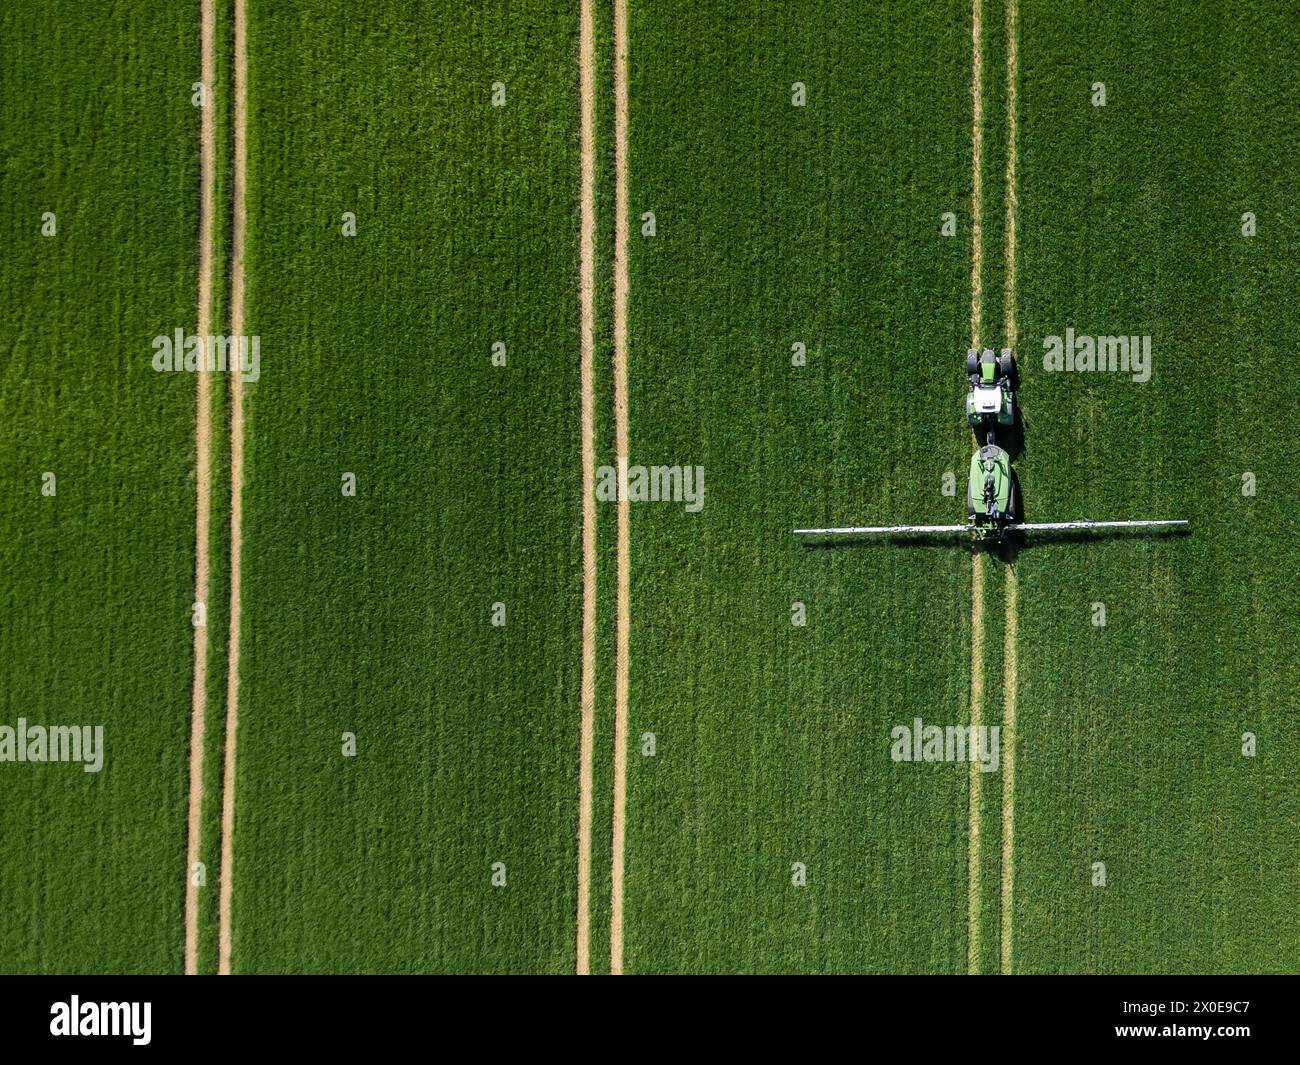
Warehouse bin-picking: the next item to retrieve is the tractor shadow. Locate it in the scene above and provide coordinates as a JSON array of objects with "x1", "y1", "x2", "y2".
[
  {"x1": 1012, "y1": 526, "x2": 1191, "y2": 552},
  {"x1": 802, "y1": 535, "x2": 967, "y2": 552},
  {"x1": 984, "y1": 519, "x2": 1191, "y2": 564}
]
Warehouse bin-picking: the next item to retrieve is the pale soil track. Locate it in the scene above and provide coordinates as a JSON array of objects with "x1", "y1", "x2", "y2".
[
  {"x1": 966, "y1": 0, "x2": 986, "y2": 977},
  {"x1": 1004, "y1": 0, "x2": 1019, "y2": 353},
  {"x1": 1000, "y1": 568, "x2": 1018, "y2": 973},
  {"x1": 183, "y1": 0, "x2": 217, "y2": 977},
  {"x1": 999, "y1": 0, "x2": 1019, "y2": 977},
  {"x1": 217, "y1": 0, "x2": 248, "y2": 976},
  {"x1": 969, "y1": 0, "x2": 984, "y2": 346},
  {"x1": 576, "y1": 0, "x2": 598, "y2": 976},
  {"x1": 967, "y1": 553, "x2": 986, "y2": 973},
  {"x1": 609, "y1": 0, "x2": 631, "y2": 976}
]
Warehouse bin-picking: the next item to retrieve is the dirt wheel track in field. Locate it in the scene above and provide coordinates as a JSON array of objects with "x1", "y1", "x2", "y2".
[
  {"x1": 999, "y1": 0, "x2": 1020, "y2": 976},
  {"x1": 575, "y1": 0, "x2": 598, "y2": 976},
  {"x1": 965, "y1": 0, "x2": 986, "y2": 976},
  {"x1": 609, "y1": 0, "x2": 631, "y2": 976},
  {"x1": 1000, "y1": 567, "x2": 1018, "y2": 973},
  {"x1": 1004, "y1": 0, "x2": 1019, "y2": 353},
  {"x1": 217, "y1": 0, "x2": 249, "y2": 976},
  {"x1": 183, "y1": 0, "x2": 218, "y2": 978},
  {"x1": 967, "y1": 553, "x2": 986, "y2": 973},
  {"x1": 968, "y1": 0, "x2": 984, "y2": 346}
]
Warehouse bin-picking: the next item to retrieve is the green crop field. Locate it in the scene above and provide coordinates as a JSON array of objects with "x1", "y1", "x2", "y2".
[
  {"x1": 0, "y1": 0, "x2": 200, "y2": 973},
  {"x1": 620, "y1": 0, "x2": 974, "y2": 973},
  {"x1": 0, "y1": 0, "x2": 1296, "y2": 979},
  {"x1": 1009, "y1": 0, "x2": 1300, "y2": 973},
  {"x1": 228, "y1": 0, "x2": 585, "y2": 973}
]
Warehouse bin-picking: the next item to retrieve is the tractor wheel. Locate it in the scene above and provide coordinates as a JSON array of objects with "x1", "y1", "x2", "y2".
[
  {"x1": 966, "y1": 351, "x2": 978, "y2": 376},
  {"x1": 998, "y1": 351, "x2": 1014, "y2": 379}
]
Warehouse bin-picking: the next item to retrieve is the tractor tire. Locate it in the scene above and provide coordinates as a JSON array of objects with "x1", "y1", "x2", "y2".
[
  {"x1": 966, "y1": 351, "x2": 979, "y2": 376},
  {"x1": 998, "y1": 351, "x2": 1014, "y2": 379}
]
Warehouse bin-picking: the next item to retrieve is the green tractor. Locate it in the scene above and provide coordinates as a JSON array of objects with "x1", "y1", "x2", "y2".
[
  {"x1": 967, "y1": 443, "x2": 1016, "y2": 533},
  {"x1": 965, "y1": 347, "x2": 1015, "y2": 443},
  {"x1": 792, "y1": 346, "x2": 1188, "y2": 547}
]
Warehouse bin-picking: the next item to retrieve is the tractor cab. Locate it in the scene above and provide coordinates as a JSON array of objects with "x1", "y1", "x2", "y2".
[
  {"x1": 965, "y1": 347, "x2": 1016, "y2": 438},
  {"x1": 967, "y1": 444, "x2": 1016, "y2": 532}
]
